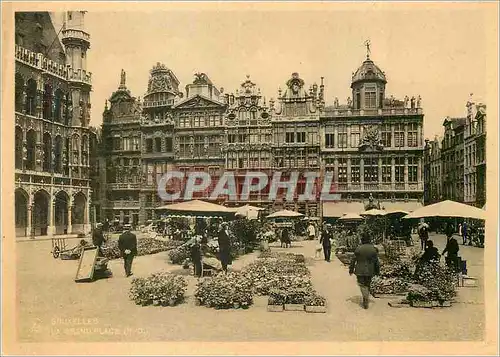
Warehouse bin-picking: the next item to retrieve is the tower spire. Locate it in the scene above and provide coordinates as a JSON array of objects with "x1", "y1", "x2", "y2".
[{"x1": 119, "y1": 69, "x2": 127, "y2": 90}]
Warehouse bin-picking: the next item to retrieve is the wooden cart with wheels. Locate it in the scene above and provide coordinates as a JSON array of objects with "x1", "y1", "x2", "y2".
[{"x1": 51, "y1": 237, "x2": 67, "y2": 258}]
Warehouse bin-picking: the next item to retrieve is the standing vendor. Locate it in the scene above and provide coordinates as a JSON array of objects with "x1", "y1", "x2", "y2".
[
  {"x1": 92, "y1": 223, "x2": 105, "y2": 256},
  {"x1": 217, "y1": 222, "x2": 231, "y2": 273}
]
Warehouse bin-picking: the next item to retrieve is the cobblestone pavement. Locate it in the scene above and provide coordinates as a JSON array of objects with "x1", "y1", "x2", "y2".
[{"x1": 16, "y1": 233, "x2": 484, "y2": 342}]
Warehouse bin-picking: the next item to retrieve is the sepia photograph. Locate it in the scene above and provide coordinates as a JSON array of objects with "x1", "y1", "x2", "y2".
[{"x1": 2, "y1": 1, "x2": 499, "y2": 355}]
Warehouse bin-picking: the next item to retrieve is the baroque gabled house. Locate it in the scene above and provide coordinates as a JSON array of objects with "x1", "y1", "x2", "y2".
[
  {"x1": 321, "y1": 49, "x2": 425, "y2": 218},
  {"x1": 14, "y1": 11, "x2": 97, "y2": 237}
]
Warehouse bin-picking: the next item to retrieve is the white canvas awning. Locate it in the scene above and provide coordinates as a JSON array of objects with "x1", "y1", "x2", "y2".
[
  {"x1": 322, "y1": 202, "x2": 364, "y2": 218},
  {"x1": 403, "y1": 200, "x2": 486, "y2": 220}
]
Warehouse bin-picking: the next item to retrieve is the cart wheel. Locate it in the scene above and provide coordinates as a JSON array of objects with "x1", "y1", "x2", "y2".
[{"x1": 53, "y1": 246, "x2": 60, "y2": 259}]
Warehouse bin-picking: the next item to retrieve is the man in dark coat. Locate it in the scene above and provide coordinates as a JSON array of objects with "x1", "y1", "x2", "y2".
[
  {"x1": 190, "y1": 237, "x2": 203, "y2": 278},
  {"x1": 421, "y1": 240, "x2": 440, "y2": 263},
  {"x1": 118, "y1": 226, "x2": 137, "y2": 277},
  {"x1": 320, "y1": 224, "x2": 333, "y2": 262},
  {"x1": 92, "y1": 223, "x2": 105, "y2": 256},
  {"x1": 349, "y1": 232, "x2": 380, "y2": 309},
  {"x1": 281, "y1": 227, "x2": 291, "y2": 248},
  {"x1": 217, "y1": 222, "x2": 231, "y2": 273}
]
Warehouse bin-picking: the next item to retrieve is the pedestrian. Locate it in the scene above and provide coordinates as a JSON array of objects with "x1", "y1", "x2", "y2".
[
  {"x1": 307, "y1": 222, "x2": 316, "y2": 241},
  {"x1": 217, "y1": 222, "x2": 231, "y2": 273},
  {"x1": 190, "y1": 237, "x2": 203, "y2": 278},
  {"x1": 418, "y1": 223, "x2": 429, "y2": 251},
  {"x1": 118, "y1": 225, "x2": 137, "y2": 277},
  {"x1": 281, "y1": 227, "x2": 291, "y2": 248},
  {"x1": 92, "y1": 223, "x2": 105, "y2": 256},
  {"x1": 349, "y1": 232, "x2": 381, "y2": 309},
  {"x1": 462, "y1": 221, "x2": 468, "y2": 245},
  {"x1": 445, "y1": 221, "x2": 455, "y2": 240},
  {"x1": 320, "y1": 224, "x2": 333, "y2": 262},
  {"x1": 421, "y1": 240, "x2": 440, "y2": 264},
  {"x1": 442, "y1": 231, "x2": 460, "y2": 272}
]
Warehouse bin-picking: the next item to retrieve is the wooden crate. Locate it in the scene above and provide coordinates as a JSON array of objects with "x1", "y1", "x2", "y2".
[
  {"x1": 267, "y1": 304, "x2": 284, "y2": 312},
  {"x1": 305, "y1": 305, "x2": 327, "y2": 313},
  {"x1": 284, "y1": 304, "x2": 305, "y2": 311}
]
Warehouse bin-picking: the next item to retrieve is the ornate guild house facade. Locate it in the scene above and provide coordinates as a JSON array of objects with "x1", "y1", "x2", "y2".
[
  {"x1": 14, "y1": 12, "x2": 97, "y2": 237},
  {"x1": 99, "y1": 45, "x2": 425, "y2": 226}
]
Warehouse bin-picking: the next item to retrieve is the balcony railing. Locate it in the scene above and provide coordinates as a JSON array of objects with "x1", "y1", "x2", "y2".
[
  {"x1": 62, "y1": 29, "x2": 90, "y2": 42},
  {"x1": 143, "y1": 99, "x2": 175, "y2": 108},
  {"x1": 323, "y1": 107, "x2": 423, "y2": 117},
  {"x1": 15, "y1": 44, "x2": 92, "y2": 84},
  {"x1": 332, "y1": 182, "x2": 423, "y2": 192},
  {"x1": 107, "y1": 200, "x2": 140, "y2": 208},
  {"x1": 107, "y1": 183, "x2": 141, "y2": 190}
]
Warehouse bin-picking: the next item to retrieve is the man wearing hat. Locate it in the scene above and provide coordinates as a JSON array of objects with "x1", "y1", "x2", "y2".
[
  {"x1": 118, "y1": 225, "x2": 137, "y2": 277},
  {"x1": 320, "y1": 224, "x2": 333, "y2": 262},
  {"x1": 92, "y1": 223, "x2": 105, "y2": 256}
]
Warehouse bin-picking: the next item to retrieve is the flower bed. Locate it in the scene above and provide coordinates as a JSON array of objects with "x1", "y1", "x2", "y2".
[
  {"x1": 370, "y1": 276, "x2": 409, "y2": 295},
  {"x1": 129, "y1": 272, "x2": 188, "y2": 307},
  {"x1": 195, "y1": 272, "x2": 253, "y2": 309},
  {"x1": 102, "y1": 238, "x2": 182, "y2": 260},
  {"x1": 409, "y1": 262, "x2": 457, "y2": 303},
  {"x1": 370, "y1": 259, "x2": 414, "y2": 295}
]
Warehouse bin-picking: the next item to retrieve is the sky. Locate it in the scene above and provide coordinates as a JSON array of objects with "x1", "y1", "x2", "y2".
[{"x1": 55, "y1": 4, "x2": 493, "y2": 140}]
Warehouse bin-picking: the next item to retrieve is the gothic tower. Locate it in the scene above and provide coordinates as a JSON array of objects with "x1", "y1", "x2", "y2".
[{"x1": 61, "y1": 11, "x2": 92, "y2": 127}]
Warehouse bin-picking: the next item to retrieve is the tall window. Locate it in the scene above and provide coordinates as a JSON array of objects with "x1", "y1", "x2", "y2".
[
  {"x1": 394, "y1": 124, "x2": 405, "y2": 147},
  {"x1": 179, "y1": 136, "x2": 189, "y2": 157},
  {"x1": 179, "y1": 116, "x2": 190, "y2": 128},
  {"x1": 193, "y1": 115, "x2": 205, "y2": 127},
  {"x1": 364, "y1": 86, "x2": 377, "y2": 109},
  {"x1": 208, "y1": 136, "x2": 219, "y2": 157},
  {"x1": 381, "y1": 124, "x2": 392, "y2": 148},
  {"x1": 123, "y1": 137, "x2": 131, "y2": 151},
  {"x1": 338, "y1": 125, "x2": 348, "y2": 148},
  {"x1": 26, "y1": 79, "x2": 37, "y2": 116},
  {"x1": 382, "y1": 157, "x2": 392, "y2": 183},
  {"x1": 338, "y1": 158, "x2": 348, "y2": 183},
  {"x1": 228, "y1": 133, "x2": 236, "y2": 143},
  {"x1": 363, "y1": 158, "x2": 378, "y2": 182},
  {"x1": 113, "y1": 137, "x2": 121, "y2": 151},
  {"x1": 227, "y1": 152, "x2": 236, "y2": 169},
  {"x1": 132, "y1": 137, "x2": 140, "y2": 151},
  {"x1": 296, "y1": 132, "x2": 306, "y2": 143},
  {"x1": 350, "y1": 125, "x2": 360, "y2": 148},
  {"x1": 408, "y1": 123, "x2": 418, "y2": 147},
  {"x1": 146, "y1": 138, "x2": 153, "y2": 153},
  {"x1": 351, "y1": 159, "x2": 360, "y2": 183},
  {"x1": 155, "y1": 137, "x2": 162, "y2": 152},
  {"x1": 308, "y1": 148, "x2": 318, "y2": 167},
  {"x1": 395, "y1": 157, "x2": 405, "y2": 183},
  {"x1": 261, "y1": 151, "x2": 270, "y2": 168},
  {"x1": 408, "y1": 157, "x2": 418, "y2": 182},
  {"x1": 249, "y1": 151, "x2": 259, "y2": 168},
  {"x1": 325, "y1": 132, "x2": 335, "y2": 148},
  {"x1": 285, "y1": 132, "x2": 295, "y2": 143},
  {"x1": 297, "y1": 150, "x2": 306, "y2": 168},
  {"x1": 193, "y1": 136, "x2": 204, "y2": 157}
]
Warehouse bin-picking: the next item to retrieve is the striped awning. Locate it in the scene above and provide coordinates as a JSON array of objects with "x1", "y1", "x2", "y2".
[{"x1": 322, "y1": 202, "x2": 365, "y2": 218}]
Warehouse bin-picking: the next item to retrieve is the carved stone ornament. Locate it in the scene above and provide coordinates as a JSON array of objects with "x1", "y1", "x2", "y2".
[{"x1": 359, "y1": 125, "x2": 383, "y2": 152}]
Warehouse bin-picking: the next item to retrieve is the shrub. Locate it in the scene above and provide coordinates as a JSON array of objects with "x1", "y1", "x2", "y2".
[
  {"x1": 304, "y1": 292, "x2": 327, "y2": 307},
  {"x1": 129, "y1": 272, "x2": 187, "y2": 306},
  {"x1": 168, "y1": 244, "x2": 191, "y2": 265},
  {"x1": 195, "y1": 272, "x2": 253, "y2": 309},
  {"x1": 413, "y1": 261, "x2": 457, "y2": 302},
  {"x1": 102, "y1": 237, "x2": 182, "y2": 260}
]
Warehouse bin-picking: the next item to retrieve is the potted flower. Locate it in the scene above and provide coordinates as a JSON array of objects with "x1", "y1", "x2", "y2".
[
  {"x1": 304, "y1": 292, "x2": 327, "y2": 313},
  {"x1": 267, "y1": 289, "x2": 286, "y2": 312}
]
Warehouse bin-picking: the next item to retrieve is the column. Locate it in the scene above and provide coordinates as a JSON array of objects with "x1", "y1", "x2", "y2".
[
  {"x1": 84, "y1": 194, "x2": 91, "y2": 234},
  {"x1": 360, "y1": 158, "x2": 364, "y2": 189},
  {"x1": 378, "y1": 157, "x2": 383, "y2": 185},
  {"x1": 391, "y1": 125, "x2": 395, "y2": 147},
  {"x1": 417, "y1": 125, "x2": 422, "y2": 147},
  {"x1": 334, "y1": 126, "x2": 338, "y2": 149},
  {"x1": 67, "y1": 198, "x2": 73, "y2": 235},
  {"x1": 27, "y1": 203, "x2": 33, "y2": 237},
  {"x1": 347, "y1": 157, "x2": 352, "y2": 184},
  {"x1": 417, "y1": 157, "x2": 422, "y2": 189},
  {"x1": 347, "y1": 125, "x2": 351, "y2": 148},
  {"x1": 404, "y1": 124, "x2": 408, "y2": 148},
  {"x1": 334, "y1": 158, "x2": 339, "y2": 184},
  {"x1": 47, "y1": 199, "x2": 56, "y2": 236},
  {"x1": 391, "y1": 157, "x2": 395, "y2": 190},
  {"x1": 404, "y1": 156, "x2": 409, "y2": 190}
]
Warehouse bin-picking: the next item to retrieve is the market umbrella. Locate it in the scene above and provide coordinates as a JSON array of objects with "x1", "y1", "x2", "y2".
[
  {"x1": 403, "y1": 200, "x2": 486, "y2": 220},
  {"x1": 338, "y1": 213, "x2": 364, "y2": 221},
  {"x1": 361, "y1": 208, "x2": 387, "y2": 216},
  {"x1": 234, "y1": 204, "x2": 265, "y2": 218},
  {"x1": 156, "y1": 199, "x2": 233, "y2": 217},
  {"x1": 385, "y1": 209, "x2": 409, "y2": 216},
  {"x1": 266, "y1": 209, "x2": 304, "y2": 219}
]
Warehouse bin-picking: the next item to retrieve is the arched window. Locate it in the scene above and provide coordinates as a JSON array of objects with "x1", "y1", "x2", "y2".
[
  {"x1": 26, "y1": 130, "x2": 36, "y2": 170},
  {"x1": 43, "y1": 84, "x2": 53, "y2": 120},
  {"x1": 54, "y1": 136, "x2": 63, "y2": 173},
  {"x1": 25, "y1": 79, "x2": 37, "y2": 116},
  {"x1": 54, "y1": 89, "x2": 63, "y2": 122},
  {"x1": 15, "y1": 74, "x2": 24, "y2": 112},
  {"x1": 81, "y1": 135, "x2": 88, "y2": 165},
  {"x1": 43, "y1": 133, "x2": 52, "y2": 172},
  {"x1": 15, "y1": 127, "x2": 23, "y2": 169}
]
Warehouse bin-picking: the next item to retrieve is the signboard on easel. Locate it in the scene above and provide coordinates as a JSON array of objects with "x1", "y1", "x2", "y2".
[{"x1": 75, "y1": 246, "x2": 98, "y2": 282}]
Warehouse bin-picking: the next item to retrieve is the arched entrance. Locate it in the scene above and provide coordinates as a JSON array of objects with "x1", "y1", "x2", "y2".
[
  {"x1": 15, "y1": 188, "x2": 28, "y2": 237},
  {"x1": 72, "y1": 192, "x2": 87, "y2": 234},
  {"x1": 54, "y1": 191, "x2": 69, "y2": 235},
  {"x1": 33, "y1": 190, "x2": 50, "y2": 236}
]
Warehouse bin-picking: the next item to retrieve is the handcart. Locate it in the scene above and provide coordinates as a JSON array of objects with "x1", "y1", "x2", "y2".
[
  {"x1": 51, "y1": 237, "x2": 68, "y2": 258},
  {"x1": 52, "y1": 238, "x2": 89, "y2": 260}
]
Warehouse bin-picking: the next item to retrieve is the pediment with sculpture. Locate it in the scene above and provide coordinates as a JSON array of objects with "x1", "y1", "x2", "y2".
[{"x1": 173, "y1": 95, "x2": 225, "y2": 110}]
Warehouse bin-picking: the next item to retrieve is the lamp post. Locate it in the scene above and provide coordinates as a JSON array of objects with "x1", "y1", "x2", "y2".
[{"x1": 30, "y1": 202, "x2": 35, "y2": 239}]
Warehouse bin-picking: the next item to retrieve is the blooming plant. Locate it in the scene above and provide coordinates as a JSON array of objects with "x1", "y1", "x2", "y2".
[
  {"x1": 168, "y1": 245, "x2": 191, "y2": 265},
  {"x1": 194, "y1": 272, "x2": 254, "y2": 309},
  {"x1": 370, "y1": 276, "x2": 409, "y2": 295},
  {"x1": 413, "y1": 261, "x2": 457, "y2": 302},
  {"x1": 129, "y1": 272, "x2": 188, "y2": 307},
  {"x1": 304, "y1": 292, "x2": 327, "y2": 307}
]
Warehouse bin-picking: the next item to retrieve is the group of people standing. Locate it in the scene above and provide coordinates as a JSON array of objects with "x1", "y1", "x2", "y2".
[{"x1": 418, "y1": 221, "x2": 462, "y2": 272}]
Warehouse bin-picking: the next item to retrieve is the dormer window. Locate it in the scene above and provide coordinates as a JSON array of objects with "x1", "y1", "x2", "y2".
[{"x1": 364, "y1": 85, "x2": 377, "y2": 109}]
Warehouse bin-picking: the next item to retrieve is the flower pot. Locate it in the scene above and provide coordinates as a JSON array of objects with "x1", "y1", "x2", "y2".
[
  {"x1": 168, "y1": 299, "x2": 176, "y2": 307},
  {"x1": 305, "y1": 305, "x2": 327, "y2": 313},
  {"x1": 267, "y1": 304, "x2": 284, "y2": 312},
  {"x1": 153, "y1": 300, "x2": 159, "y2": 306},
  {"x1": 284, "y1": 303, "x2": 305, "y2": 311},
  {"x1": 195, "y1": 299, "x2": 201, "y2": 306},
  {"x1": 233, "y1": 302, "x2": 240, "y2": 309}
]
